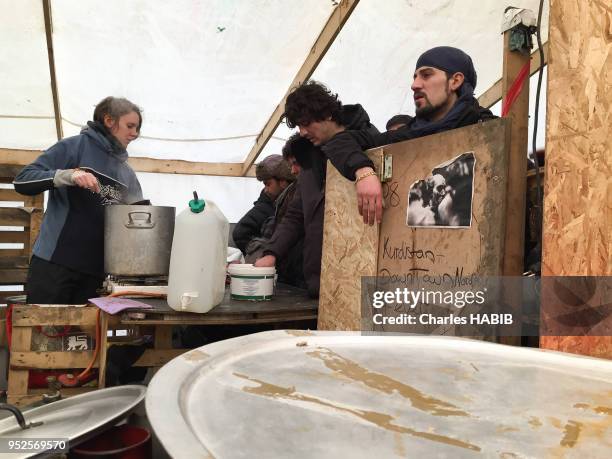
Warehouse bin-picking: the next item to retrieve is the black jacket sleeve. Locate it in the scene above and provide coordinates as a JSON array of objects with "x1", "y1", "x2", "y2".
[
  {"x1": 321, "y1": 132, "x2": 376, "y2": 181},
  {"x1": 264, "y1": 182, "x2": 304, "y2": 259},
  {"x1": 232, "y1": 192, "x2": 275, "y2": 253}
]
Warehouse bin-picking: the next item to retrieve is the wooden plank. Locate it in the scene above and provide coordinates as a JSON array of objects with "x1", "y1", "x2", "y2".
[
  {"x1": 0, "y1": 249, "x2": 26, "y2": 257},
  {"x1": 0, "y1": 163, "x2": 29, "y2": 178},
  {"x1": 0, "y1": 291, "x2": 25, "y2": 302},
  {"x1": 540, "y1": 0, "x2": 611, "y2": 358},
  {"x1": 42, "y1": 0, "x2": 63, "y2": 140},
  {"x1": 0, "y1": 207, "x2": 31, "y2": 226},
  {"x1": 121, "y1": 313, "x2": 318, "y2": 326},
  {"x1": 133, "y1": 349, "x2": 188, "y2": 367},
  {"x1": 7, "y1": 326, "x2": 33, "y2": 401},
  {"x1": 154, "y1": 326, "x2": 173, "y2": 349},
  {"x1": 0, "y1": 188, "x2": 24, "y2": 202},
  {"x1": 27, "y1": 207, "x2": 43, "y2": 256},
  {"x1": 0, "y1": 256, "x2": 29, "y2": 268},
  {"x1": 98, "y1": 312, "x2": 109, "y2": 388},
  {"x1": 127, "y1": 156, "x2": 246, "y2": 177},
  {"x1": 12, "y1": 305, "x2": 97, "y2": 326},
  {"x1": 0, "y1": 268, "x2": 28, "y2": 285},
  {"x1": 240, "y1": 0, "x2": 360, "y2": 175},
  {"x1": 498, "y1": 30, "x2": 531, "y2": 346},
  {"x1": 0, "y1": 149, "x2": 257, "y2": 177},
  {"x1": 10, "y1": 351, "x2": 96, "y2": 369},
  {"x1": 0, "y1": 232, "x2": 28, "y2": 244},
  {"x1": 478, "y1": 42, "x2": 549, "y2": 109}
]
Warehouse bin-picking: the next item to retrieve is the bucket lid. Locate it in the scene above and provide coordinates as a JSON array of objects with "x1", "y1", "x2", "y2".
[
  {"x1": 0, "y1": 385, "x2": 146, "y2": 458},
  {"x1": 227, "y1": 263, "x2": 276, "y2": 276}
]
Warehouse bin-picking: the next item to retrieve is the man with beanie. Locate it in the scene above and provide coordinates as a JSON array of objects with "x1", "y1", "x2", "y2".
[
  {"x1": 232, "y1": 154, "x2": 295, "y2": 255},
  {"x1": 323, "y1": 46, "x2": 496, "y2": 224}
]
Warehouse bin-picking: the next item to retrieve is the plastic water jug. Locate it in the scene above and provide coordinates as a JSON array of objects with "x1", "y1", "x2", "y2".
[{"x1": 167, "y1": 193, "x2": 229, "y2": 313}]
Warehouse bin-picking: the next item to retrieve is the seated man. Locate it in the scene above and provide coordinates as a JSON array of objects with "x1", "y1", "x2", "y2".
[
  {"x1": 232, "y1": 154, "x2": 294, "y2": 255},
  {"x1": 255, "y1": 81, "x2": 379, "y2": 297},
  {"x1": 323, "y1": 46, "x2": 497, "y2": 223}
]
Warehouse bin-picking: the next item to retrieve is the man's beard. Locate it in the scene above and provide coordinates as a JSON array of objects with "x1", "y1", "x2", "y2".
[{"x1": 415, "y1": 86, "x2": 451, "y2": 120}]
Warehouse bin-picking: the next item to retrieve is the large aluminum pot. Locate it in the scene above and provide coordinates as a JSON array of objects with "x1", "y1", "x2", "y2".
[{"x1": 104, "y1": 205, "x2": 175, "y2": 276}]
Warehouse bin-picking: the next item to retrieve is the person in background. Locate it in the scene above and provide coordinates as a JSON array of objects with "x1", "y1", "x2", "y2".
[
  {"x1": 14, "y1": 96, "x2": 144, "y2": 304},
  {"x1": 323, "y1": 46, "x2": 497, "y2": 224},
  {"x1": 255, "y1": 81, "x2": 379, "y2": 297},
  {"x1": 242, "y1": 136, "x2": 306, "y2": 288},
  {"x1": 385, "y1": 114, "x2": 413, "y2": 131},
  {"x1": 233, "y1": 154, "x2": 295, "y2": 255}
]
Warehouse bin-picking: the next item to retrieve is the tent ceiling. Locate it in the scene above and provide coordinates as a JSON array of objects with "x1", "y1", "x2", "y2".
[{"x1": 1, "y1": 0, "x2": 549, "y2": 164}]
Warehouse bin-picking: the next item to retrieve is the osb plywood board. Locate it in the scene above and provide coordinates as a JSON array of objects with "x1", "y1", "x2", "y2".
[
  {"x1": 377, "y1": 120, "x2": 509, "y2": 276},
  {"x1": 541, "y1": 0, "x2": 611, "y2": 357},
  {"x1": 319, "y1": 119, "x2": 511, "y2": 331},
  {"x1": 318, "y1": 154, "x2": 382, "y2": 331}
]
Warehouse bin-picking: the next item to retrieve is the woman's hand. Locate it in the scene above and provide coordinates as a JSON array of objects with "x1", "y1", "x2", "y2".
[
  {"x1": 72, "y1": 170, "x2": 101, "y2": 193},
  {"x1": 355, "y1": 167, "x2": 383, "y2": 225}
]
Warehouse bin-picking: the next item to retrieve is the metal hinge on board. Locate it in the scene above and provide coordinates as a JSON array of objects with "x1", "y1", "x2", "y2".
[{"x1": 380, "y1": 153, "x2": 393, "y2": 182}]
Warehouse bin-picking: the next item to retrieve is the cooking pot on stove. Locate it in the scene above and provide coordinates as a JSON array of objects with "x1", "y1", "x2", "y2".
[{"x1": 104, "y1": 205, "x2": 175, "y2": 276}]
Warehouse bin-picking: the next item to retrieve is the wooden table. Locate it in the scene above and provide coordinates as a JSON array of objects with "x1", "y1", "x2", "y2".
[
  {"x1": 6, "y1": 285, "x2": 317, "y2": 403},
  {"x1": 99, "y1": 284, "x2": 318, "y2": 385}
]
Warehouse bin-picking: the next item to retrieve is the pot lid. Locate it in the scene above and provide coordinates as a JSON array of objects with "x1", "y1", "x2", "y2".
[
  {"x1": 0, "y1": 385, "x2": 146, "y2": 458},
  {"x1": 146, "y1": 331, "x2": 612, "y2": 458}
]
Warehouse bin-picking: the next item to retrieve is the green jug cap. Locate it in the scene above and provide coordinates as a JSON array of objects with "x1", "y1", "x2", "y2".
[{"x1": 189, "y1": 191, "x2": 205, "y2": 213}]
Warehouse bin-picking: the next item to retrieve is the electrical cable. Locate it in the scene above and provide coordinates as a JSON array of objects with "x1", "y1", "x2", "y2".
[{"x1": 531, "y1": 0, "x2": 546, "y2": 249}]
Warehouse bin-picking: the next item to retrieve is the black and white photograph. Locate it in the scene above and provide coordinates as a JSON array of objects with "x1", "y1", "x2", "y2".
[{"x1": 406, "y1": 152, "x2": 476, "y2": 227}]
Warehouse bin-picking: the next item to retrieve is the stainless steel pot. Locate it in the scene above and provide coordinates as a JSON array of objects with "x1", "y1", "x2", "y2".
[{"x1": 104, "y1": 205, "x2": 175, "y2": 276}]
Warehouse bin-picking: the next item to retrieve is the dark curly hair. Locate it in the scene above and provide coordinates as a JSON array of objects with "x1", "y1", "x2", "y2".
[{"x1": 284, "y1": 81, "x2": 342, "y2": 128}]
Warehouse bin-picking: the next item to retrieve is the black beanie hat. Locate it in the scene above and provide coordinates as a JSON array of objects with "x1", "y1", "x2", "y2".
[{"x1": 415, "y1": 46, "x2": 477, "y2": 90}]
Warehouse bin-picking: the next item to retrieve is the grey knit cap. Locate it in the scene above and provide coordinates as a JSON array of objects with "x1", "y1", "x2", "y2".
[{"x1": 255, "y1": 154, "x2": 295, "y2": 182}]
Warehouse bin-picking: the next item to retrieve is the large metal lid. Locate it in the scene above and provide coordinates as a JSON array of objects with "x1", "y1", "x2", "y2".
[
  {"x1": 0, "y1": 385, "x2": 146, "y2": 458},
  {"x1": 147, "y1": 331, "x2": 612, "y2": 458}
]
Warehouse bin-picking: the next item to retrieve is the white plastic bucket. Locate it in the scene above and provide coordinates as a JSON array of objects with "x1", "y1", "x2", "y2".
[{"x1": 227, "y1": 264, "x2": 275, "y2": 301}]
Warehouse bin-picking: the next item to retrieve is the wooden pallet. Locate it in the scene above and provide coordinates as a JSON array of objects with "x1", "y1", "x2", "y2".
[
  {"x1": 7, "y1": 305, "x2": 102, "y2": 406},
  {"x1": 0, "y1": 163, "x2": 44, "y2": 301}
]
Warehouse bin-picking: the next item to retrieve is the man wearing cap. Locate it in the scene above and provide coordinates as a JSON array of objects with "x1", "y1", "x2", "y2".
[
  {"x1": 323, "y1": 46, "x2": 496, "y2": 224},
  {"x1": 232, "y1": 154, "x2": 295, "y2": 256}
]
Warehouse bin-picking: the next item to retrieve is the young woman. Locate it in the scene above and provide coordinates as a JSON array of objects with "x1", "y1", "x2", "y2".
[{"x1": 14, "y1": 96, "x2": 144, "y2": 303}]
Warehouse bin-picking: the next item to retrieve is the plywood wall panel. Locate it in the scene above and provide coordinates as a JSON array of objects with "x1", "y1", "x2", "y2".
[
  {"x1": 319, "y1": 119, "x2": 512, "y2": 332},
  {"x1": 540, "y1": 0, "x2": 612, "y2": 357},
  {"x1": 318, "y1": 154, "x2": 381, "y2": 331}
]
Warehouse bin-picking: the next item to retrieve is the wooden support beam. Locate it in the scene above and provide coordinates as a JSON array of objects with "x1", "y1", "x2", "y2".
[
  {"x1": 0, "y1": 148, "x2": 256, "y2": 177},
  {"x1": 240, "y1": 0, "x2": 360, "y2": 175},
  {"x1": 497, "y1": 28, "x2": 532, "y2": 346},
  {"x1": 42, "y1": 0, "x2": 63, "y2": 140},
  {"x1": 478, "y1": 42, "x2": 548, "y2": 109}
]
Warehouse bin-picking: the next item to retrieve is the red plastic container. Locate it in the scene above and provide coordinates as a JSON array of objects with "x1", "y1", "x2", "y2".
[{"x1": 70, "y1": 425, "x2": 151, "y2": 459}]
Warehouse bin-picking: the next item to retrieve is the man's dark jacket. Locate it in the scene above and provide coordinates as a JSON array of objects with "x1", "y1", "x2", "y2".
[
  {"x1": 264, "y1": 104, "x2": 379, "y2": 297},
  {"x1": 322, "y1": 98, "x2": 496, "y2": 178},
  {"x1": 233, "y1": 190, "x2": 275, "y2": 254}
]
